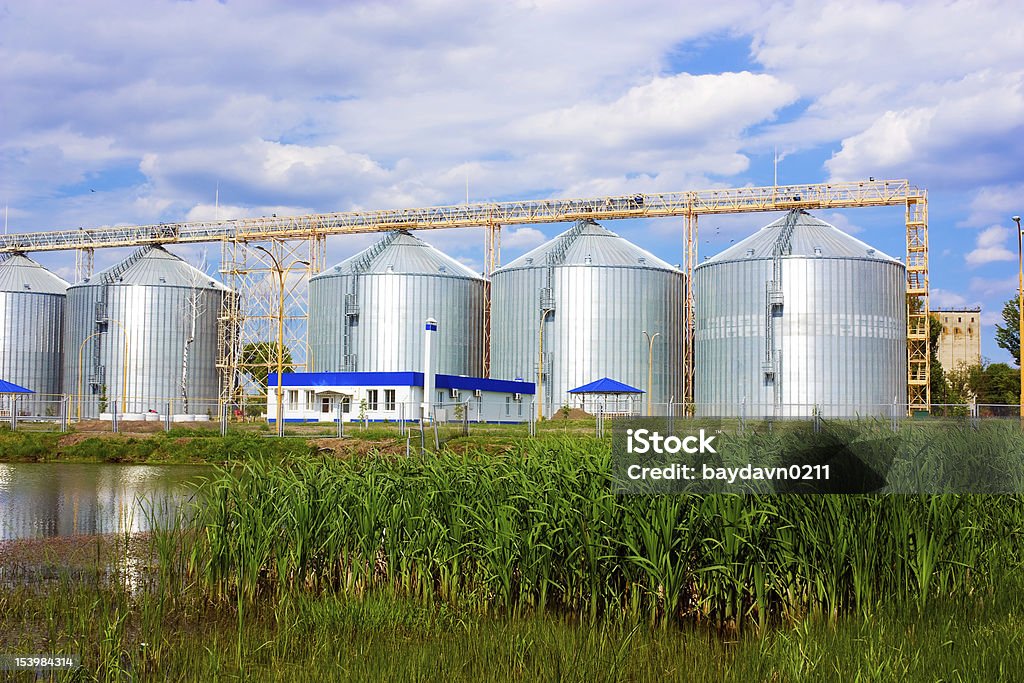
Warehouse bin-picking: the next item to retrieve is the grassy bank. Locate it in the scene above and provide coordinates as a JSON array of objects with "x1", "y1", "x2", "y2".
[
  {"x1": 0, "y1": 428, "x2": 317, "y2": 463},
  {"x1": 2, "y1": 571, "x2": 1023, "y2": 681}
]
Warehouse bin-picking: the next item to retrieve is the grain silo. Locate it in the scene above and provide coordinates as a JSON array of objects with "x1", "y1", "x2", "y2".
[
  {"x1": 694, "y1": 210, "x2": 906, "y2": 418},
  {"x1": 0, "y1": 253, "x2": 68, "y2": 416},
  {"x1": 309, "y1": 230, "x2": 485, "y2": 375},
  {"x1": 63, "y1": 246, "x2": 229, "y2": 418},
  {"x1": 491, "y1": 219, "x2": 683, "y2": 417}
]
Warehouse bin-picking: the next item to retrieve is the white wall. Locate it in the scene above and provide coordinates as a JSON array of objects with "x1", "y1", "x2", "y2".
[{"x1": 267, "y1": 384, "x2": 532, "y2": 423}]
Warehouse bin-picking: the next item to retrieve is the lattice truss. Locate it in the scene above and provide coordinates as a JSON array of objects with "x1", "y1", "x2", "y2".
[
  {"x1": 217, "y1": 236, "x2": 326, "y2": 401},
  {"x1": 2, "y1": 180, "x2": 930, "y2": 412}
]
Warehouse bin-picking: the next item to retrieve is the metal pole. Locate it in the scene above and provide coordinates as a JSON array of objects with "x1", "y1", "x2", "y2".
[
  {"x1": 111, "y1": 399, "x2": 118, "y2": 433},
  {"x1": 336, "y1": 399, "x2": 343, "y2": 439},
  {"x1": 60, "y1": 395, "x2": 68, "y2": 432},
  {"x1": 272, "y1": 263, "x2": 286, "y2": 438},
  {"x1": 165, "y1": 402, "x2": 171, "y2": 432},
  {"x1": 538, "y1": 309, "x2": 551, "y2": 421},
  {"x1": 220, "y1": 400, "x2": 228, "y2": 437},
  {"x1": 669, "y1": 394, "x2": 675, "y2": 435},
  {"x1": 1014, "y1": 215, "x2": 1022, "y2": 422},
  {"x1": 77, "y1": 332, "x2": 101, "y2": 421},
  {"x1": 643, "y1": 331, "x2": 660, "y2": 417},
  {"x1": 10, "y1": 396, "x2": 16, "y2": 432},
  {"x1": 254, "y1": 246, "x2": 309, "y2": 439}
]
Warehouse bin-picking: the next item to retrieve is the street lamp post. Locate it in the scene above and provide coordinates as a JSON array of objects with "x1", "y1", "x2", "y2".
[
  {"x1": 76, "y1": 324, "x2": 131, "y2": 419},
  {"x1": 1014, "y1": 215, "x2": 1022, "y2": 421},
  {"x1": 537, "y1": 308, "x2": 553, "y2": 421},
  {"x1": 76, "y1": 332, "x2": 102, "y2": 420},
  {"x1": 255, "y1": 246, "x2": 309, "y2": 437},
  {"x1": 643, "y1": 330, "x2": 661, "y2": 417}
]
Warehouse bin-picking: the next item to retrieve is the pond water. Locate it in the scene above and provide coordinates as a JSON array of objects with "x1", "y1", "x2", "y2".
[{"x1": 0, "y1": 463, "x2": 213, "y2": 541}]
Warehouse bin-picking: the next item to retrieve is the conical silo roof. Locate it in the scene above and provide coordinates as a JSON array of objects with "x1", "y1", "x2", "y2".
[
  {"x1": 314, "y1": 230, "x2": 482, "y2": 280},
  {"x1": 499, "y1": 219, "x2": 677, "y2": 271},
  {"x1": 702, "y1": 211, "x2": 900, "y2": 265},
  {"x1": 75, "y1": 246, "x2": 229, "y2": 290},
  {"x1": 0, "y1": 253, "x2": 69, "y2": 294}
]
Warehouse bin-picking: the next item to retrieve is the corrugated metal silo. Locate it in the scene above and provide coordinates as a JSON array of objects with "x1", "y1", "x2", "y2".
[
  {"x1": 63, "y1": 246, "x2": 229, "y2": 417},
  {"x1": 491, "y1": 219, "x2": 683, "y2": 416},
  {"x1": 0, "y1": 253, "x2": 68, "y2": 415},
  {"x1": 309, "y1": 230, "x2": 485, "y2": 375},
  {"x1": 694, "y1": 210, "x2": 906, "y2": 417}
]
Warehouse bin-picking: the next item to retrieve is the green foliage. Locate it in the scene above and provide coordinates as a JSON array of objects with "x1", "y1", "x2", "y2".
[
  {"x1": 243, "y1": 394, "x2": 265, "y2": 418},
  {"x1": 0, "y1": 430, "x2": 314, "y2": 463},
  {"x1": 944, "y1": 361, "x2": 1021, "y2": 406},
  {"x1": 185, "y1": 429, "x2": 1024, "y2": 631},
  {"x1": 4, "y1": 578, "x2": 1024, "y2": 681},
  {"x1": 241, "y1": 341, "x2": 294, "y2": 388},
  {"x1": 995, "y1": 297, "x2": 1020, "y2": 365},
  {"x1": 929, "y1": 315, "x2": 949, "y2": 402},
  {"x1": 0, "y1": 430, "x2": 61, "y2": 461}
]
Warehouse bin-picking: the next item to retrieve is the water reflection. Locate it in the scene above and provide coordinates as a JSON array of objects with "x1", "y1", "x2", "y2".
[{"x1": 0, "y1": 463, "x2": 211, "y2": 541}]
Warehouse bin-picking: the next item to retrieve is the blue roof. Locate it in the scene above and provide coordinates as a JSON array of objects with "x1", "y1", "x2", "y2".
[
  {"x1": 0, "y1": 378, "x2": 34, "y2": 394},
  {"x1": 568, "y1": 377, "x2": 643, "y2": 394},
  {"x1": 269, "y1": 371, "x2": 535, "y2": 395}
]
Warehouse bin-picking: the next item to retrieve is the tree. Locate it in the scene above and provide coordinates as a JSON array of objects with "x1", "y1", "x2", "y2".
[
  {"x1": 994, "y1": 298, "x2": 1020, "y2": 366},
  {"x1": 970, "y1": 362, "x2": 1020, "y2": 406},
  {"x1": 240, "y1": 341, "x2": 294, "y2": 389},
  {"x1": 928, "y1": 314, "x2": 948, "y2": 403},
  {"x1": 946, "y1": 361, "x2": 1020, "y2": 407}
]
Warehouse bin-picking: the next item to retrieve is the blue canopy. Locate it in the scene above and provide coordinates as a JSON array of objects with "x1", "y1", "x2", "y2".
[
  {"x1": 568, "y1": 377, "x2": 643, "y2": 394},
  {"x1": 0, "y1": 379, "x2": 34, "y2": 394}
]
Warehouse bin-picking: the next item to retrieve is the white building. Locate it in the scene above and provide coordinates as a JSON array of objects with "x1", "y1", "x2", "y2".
[{"x1": 266, "y1": 371, "x2": 536, "y2": 424}]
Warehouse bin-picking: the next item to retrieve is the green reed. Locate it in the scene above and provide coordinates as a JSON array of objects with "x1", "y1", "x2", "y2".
[{"x1": 171, "y1": 426, "x2": 1024, "y2": 630}]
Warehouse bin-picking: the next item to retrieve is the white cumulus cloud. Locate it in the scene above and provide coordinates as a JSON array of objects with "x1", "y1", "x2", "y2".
[{"x1": 966, "y1": 225, "x2": 1016, "y2": 267}]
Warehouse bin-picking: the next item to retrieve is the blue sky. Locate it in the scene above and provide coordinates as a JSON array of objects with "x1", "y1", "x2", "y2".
[{"x1": 2, "y1": 0, "x2": 1022, "y2": 363}]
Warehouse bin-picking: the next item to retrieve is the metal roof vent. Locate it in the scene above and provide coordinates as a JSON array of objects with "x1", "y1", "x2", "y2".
[
  {"x1": 813, "y1": 247, "x2": 822, "y2": 256},
  {"x1": 638, "y1": 256, "x2": 646, "y2": 264},
  {"x1": 438, "y1": 265, "x2": 447, "y2": 273},
  {"x1": 386, "y1": 265, "x2": 394, "y2": 273},
  {"x1": 867, "y1": 248, "x2": 875, "y2": 256},
  {"x1": 584, "y1": 255, "x2": 592, "y2": 264},
  {"x1": 526, "y1": 257, "x2": 533, "y2": 265},
  {"x1": 745, "y1": 249, "x2": 755, "y2": 258},
  {"x1": 23, "y1": 284, "x2": 31, "y2": 290}
]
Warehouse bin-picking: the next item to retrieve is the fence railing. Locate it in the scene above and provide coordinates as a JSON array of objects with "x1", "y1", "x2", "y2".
[{"x1": 2, "y1": 396, "x2": 1022, "y2": 437}]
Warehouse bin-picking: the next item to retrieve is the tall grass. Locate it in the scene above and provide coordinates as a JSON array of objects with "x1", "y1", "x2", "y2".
[
  {"x1": 180, "y1": 429, "x2": 1024, "y2": 629},
  {"x1": 5, "y1": 570, "x2": 1024, "y2": 681}
]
